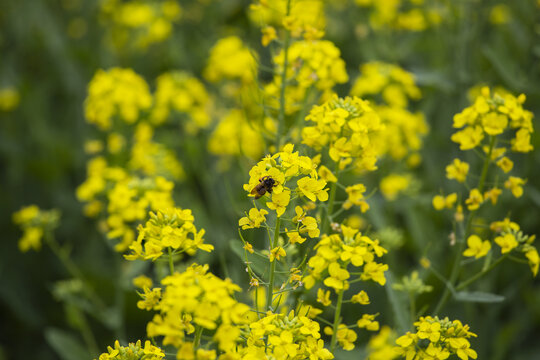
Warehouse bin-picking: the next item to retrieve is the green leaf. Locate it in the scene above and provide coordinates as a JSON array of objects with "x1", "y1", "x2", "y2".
[
  {"x1": 454, "y1": 291, "x2": 505, "y2": 303},
  {"x1": 44, "y1": 327, "x2": 91, "y2": 360}
]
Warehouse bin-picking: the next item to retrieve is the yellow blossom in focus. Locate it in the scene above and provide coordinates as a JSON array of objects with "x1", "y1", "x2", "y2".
[
  {"x1": 270, "y1": 246, "x2": 286, "y2": 262},
  {"x1": 351, "y1": 290, "x2": 370, "y2": 305},
  {"x1": 495, "y1": 233, "x2": 518, "y2": 254},
  {"x1": 239, "y1": 208, "x2": 268, "y2": 229},
  {"x1": 463, "y1": 235, "x2": 491, "y2": 259},
  {"x1": 317, "y1": 288, "x2": 331, "y2": 307},
  {"x1": 266, "y1": 190, "x2": 291, "y2": 217}
]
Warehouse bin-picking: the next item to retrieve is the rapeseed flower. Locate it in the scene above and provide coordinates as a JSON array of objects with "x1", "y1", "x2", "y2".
[
  {"x1": 463, "y1": 235, "x2": 491, "y2": 259},
  {"x1": 85, "y1": 68, "x2": 152, "y2": 130},
  {"x1": 96, "y1": 339, "x2": 164, "y2": 360},
  {"x1": 13, "y1": 205, "x2": 60, "y2": 252}
]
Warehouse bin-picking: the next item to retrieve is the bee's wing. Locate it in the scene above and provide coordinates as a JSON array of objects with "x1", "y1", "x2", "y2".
[{"x1": 250, "y1": 185, "x2": 259, "y2": 195}]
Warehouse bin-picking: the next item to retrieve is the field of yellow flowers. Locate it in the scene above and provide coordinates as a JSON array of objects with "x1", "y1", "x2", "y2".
[{"x1": 1, "y1": 1, "x2": 540, "y2": 359}]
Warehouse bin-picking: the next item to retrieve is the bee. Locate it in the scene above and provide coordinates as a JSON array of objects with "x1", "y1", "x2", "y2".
[{"x1": 251, "y1": 176, "x2": 278, "y2": 199}]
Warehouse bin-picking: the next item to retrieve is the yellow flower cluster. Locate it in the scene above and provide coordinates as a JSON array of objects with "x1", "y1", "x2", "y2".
[
  {"x1": 350, "y1": 62, "x2": 427, "y2": 165},
  {"x1": 238, "y1": 310, "x2": 334, "y2": 359},
  {"x1": 96, "y1": 339, "x2": 164, "y2": 360},
  {"x1": 452, "y1": 87, "x2": 533, "y2": 152},
  {"x1": 76, "y1": 157, "x2": 176, "y2": 251},
  {"x1": 355, "y1": 0, "x2": 443, "y2": 32},
  {"x1": 243, "y1": 144, "x2": 326, "y2": 218},
  {"x1": 304, "y1": 225, "x2": 388, "y2": 290},
  {"x1": 396, "y1": 316, "x2": 477, "y2": 360},
  {"x1": 249, "y1": 0, "x2": 326, "y2": 39},
  {"x1": 204, "y1": 36, "x2": 258, "y2": 84},
  {"x1": 265, "y1": 40, "x2": 348, "y2": 114},
  {"x1": 302, "y1": 95, "x2": 381, "y2": 171},
  {"x1": 100, "y1": 0, "x2": 182, "y2": 50},
  {"x1": 461, "y1": 219, "x2": 539, "y2": 276},
  {"x1": 351, "y1": 62, "x2": 421, "y2": 108},
  {"x1": 366, "y1": 326, "x2": 400, "y2": 360},
  {"x1": 12, "y1": 205, "x2": 60, "y2": 252},
  {"x1": 150, "y1": 71, "x2": 212, "y2": 132},
  {"x1": 85, "y1": 68, "x2": 152, "y2": 130},
  {"x1": 145, "y1": 264, "x2": 251, "y2": 358},
  {"x1": 125, "y1": 208, "x2": 212, "y2": 261}
]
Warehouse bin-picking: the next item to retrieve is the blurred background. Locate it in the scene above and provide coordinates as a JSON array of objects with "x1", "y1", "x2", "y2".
[{"x1": 1, "y1": 0, "x2": 539, "y2": 359}]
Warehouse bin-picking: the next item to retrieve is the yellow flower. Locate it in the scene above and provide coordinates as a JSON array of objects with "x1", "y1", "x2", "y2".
[
  {"x1": 504, "y1": 176, "x2": 526, "y2": 197},
  {"x1": 446, "y1": 159, "x2": 469, "y2": 183},
  {"x1": 511, "y1": 128, "x2": 533, "y2": 153},
  {"x1": 357, "y1": 314, "x2": 380, "y2": 331},
  {"x1": 494, "y1": 233, "x2": 518, "y2": 254},
  {"x1": 204, "y1": 36, "x2": 257, "y2": 83},
  {"x1": 451, "y1": 126, "x2": 484, "y2": 150},
  {"x1": 297, "y1": 177, "x2": 329, "y2": 202},
  {"x1": 481, "y1": 112, "x2": 508, "y2": 135},
  {"x1": 323, "y1": 262, "x2": 350, "y2": 290},
  {"x1": 343, "y1": 183, "x2": 369, "y2": 211},
  {"x1": 361, "y1": 262, "x2": 388, "y2": 286},
  {"x1": 318, "y1": 165, "x2": 337, "y2": 182},
  {"x1": 266, "y1": 190, "x2": 291, "y2": 217},
  {"x1": 270, "y1": 246, "x2": 286, "y2": 262},
  {"x1": 483, "y1": 187, "x2": 502, "y2": 205},
  {"x1": 525, "y1": 248, "x2": 539, "y2": 277},
  {"x1": 287, "y1": 231, "x2": 306, "y2": 244},
  {"x1": 317, "y1": 288, "x2": 331, "y2": 307},
  {"x1": 417, "y1": 320, "x2": 441, "y2": 342},
  {"x1": 261, "y1": 26, "x2": 277, "y2": 46},
  {"x1": 496, "y1": 156, "x2": 513, "y2": 173},
  {"x1": 380, "y1": 174, "x2": 410, "y2": 201},
  {"x1": 239, "y1": 208, "x2": 269, "y2": 229},
  {"x1": 133, "y1": 275, "x2": 153, "y2": 289},
  {"x1": 463, "y1": 235, "x2": 491, "y2": 259},
  {"x1": 84, "y1": 68, "x2": 152, "y2": 130},
  {"x1": 490, "y1": 218, "x2": 520, "y2": 233},
  {"x1": 465, "y1": 189, "x2": 483, "y2": 211},
  {"x1": 351, "y1": 290, "x2": 370, "y2": 305},
  {"x1": 137, "y1": 287, "x2": 162, "y2": 311}
]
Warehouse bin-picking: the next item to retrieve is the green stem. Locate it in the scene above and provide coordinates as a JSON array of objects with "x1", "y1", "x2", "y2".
[
  {"x1": 408, "y1": 292, "x2": 416, "y2": 326},
  {"x1": 276, "y1": 0, "x2": 292, "y2": 149},
  {"x1": 193, "y1": 325, "x2": 203, "y2": 348},
  {"x1": 266, "y1": 217, "x2": 281, "y2": 312},
  {"x1": 168, "y1": 247, "x2": 175, "y2": 275},
  {"x1": 432, "y1": 136, "x2": 495, "y2": 315},
  {"x1": 456, "y1": 254, "x2": 508, "y2": 290},
  {"x1": 330, "y1": 290, "x2": 344, "y2": 352}
]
